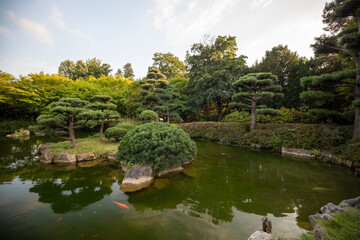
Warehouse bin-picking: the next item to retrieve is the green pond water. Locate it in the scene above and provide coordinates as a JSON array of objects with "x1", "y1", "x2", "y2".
[{"x1": 0, "y1": 134, "x2": 360, "y2": 240}]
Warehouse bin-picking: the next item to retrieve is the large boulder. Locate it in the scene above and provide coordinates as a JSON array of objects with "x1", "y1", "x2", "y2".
[
  {"x1": 6, "y1": 129, "x2": 30, "y2": 139},
  {"x1": 120, "y1": 165, "x2": 154, "y2": 192},
  {"x1": 76, "y1": 152, "x2": 96, "y2": 162},
  {"x1": 339, "y1": 196, "x2": 360, "y2": 210},
  {"x1": 54, "y1": 152, "x2": 76, "y2": 164},
  {"x1": 40, "y1": 149, "x2": 55, "y2": 164},
  {"x1": 248, "y1": 231, "x2": 277, "y2": 240}
]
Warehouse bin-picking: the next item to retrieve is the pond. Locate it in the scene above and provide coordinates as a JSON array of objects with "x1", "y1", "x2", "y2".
[{"x1": 0, "y1": 134, "x2": 359, "y2": 240}]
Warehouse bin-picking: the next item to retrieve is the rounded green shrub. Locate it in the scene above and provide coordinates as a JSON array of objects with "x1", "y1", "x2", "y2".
[
  {"x1": 116, "y1": 122, "x2": 197, "y2": 171},
  {"x1": 139, "y1": 110, "x2": 158, "y2": 122},
  {"x1": 224, "y1": 111, "x2": 250, "y2": 123},
  {"x1": 104, "y1": 123, "x2": 134, "y2": 141}
]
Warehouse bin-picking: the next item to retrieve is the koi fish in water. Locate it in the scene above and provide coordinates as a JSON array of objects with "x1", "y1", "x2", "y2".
[
  {"x1": 56, "y1": 217, "x2": 63, "y2": 222},
  {"x1": 92, "y1": 234, "x2": 99, "y2": 238},
  {"x1": 113, "y1": 201, "x2": 129, "y2": 209}
]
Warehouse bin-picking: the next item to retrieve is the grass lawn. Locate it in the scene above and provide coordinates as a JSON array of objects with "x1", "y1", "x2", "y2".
[{"x1": 48, "y1": 138, "x2": 119, "y2": 156}]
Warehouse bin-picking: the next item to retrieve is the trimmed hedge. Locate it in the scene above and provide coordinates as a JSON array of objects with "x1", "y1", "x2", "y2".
[
  {"x1": 116, "y1": 122, "x2": 197, "y2": 171},
  {"x1": 179, "y1": 122, "x2": 357, "y2": 162}
]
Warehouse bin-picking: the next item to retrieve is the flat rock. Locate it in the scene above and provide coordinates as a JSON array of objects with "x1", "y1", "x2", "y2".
[
  {"x1": 158, "y1": 166, "x2": 183, "y2": 177},
  {"x1": 55, "y1": 152, "x2": 76, "y2": 164},
  {"x1": 248, "y1": 231, "x2": 277, "y2": 240},
  {"x1": 76, "y1": 152, "x2": 96, "y2": 162},
  {"x1": 6, "y1": 130, "x2": 30, "y2": 138},
  {"x1": 34, "y1": 132, "x2": 45, "y2": 136},
  {"x1": 120, "y1": 165, "x2": 154, "y2": 192}
]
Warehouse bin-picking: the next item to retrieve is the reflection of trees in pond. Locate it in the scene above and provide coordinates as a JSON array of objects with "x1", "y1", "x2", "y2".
[
  {"x1": 127, "y1": 145, "x2": 360, "y2": 228},
  {"x1": 18, "y1": 164, "x2": 116, "y2": 214}
]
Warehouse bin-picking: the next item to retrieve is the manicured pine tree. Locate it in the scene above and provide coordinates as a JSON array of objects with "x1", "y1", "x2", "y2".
[
  {"x1": 231, "y1": 73, "x2": 282, "y2": 129},
  {"x1": 87, "y1": 95, "x2": 120, "y2": 139},
  {"x1": 31, "y1": 98, "x2": 100, "y2": 148},
  {"x1": 307, "y1": 0, "x2": 360, "y2": 137}
]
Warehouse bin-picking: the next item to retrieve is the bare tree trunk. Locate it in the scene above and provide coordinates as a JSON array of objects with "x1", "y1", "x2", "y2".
[
  {"x1": 69, "y1": 118, "x2": 77, "y2": 148},
  {"x1": 167, "y1": 108, "x2": 170, "y2": 123},
  {"x1": 353, "y1": 57, "x2": 360, "y2": 138},
  {"x1": 156, "y1": 110, "x2": 159, "y2": 122},
  {"x1": 217, "y1": 100, "x2": 223, "y2": 122},
  {"x1": 99, "y1": 119, "x2": 105, "y2": 140},
  {"x1": 251, "y1": 98, "x2": 257, "y2": 130}
]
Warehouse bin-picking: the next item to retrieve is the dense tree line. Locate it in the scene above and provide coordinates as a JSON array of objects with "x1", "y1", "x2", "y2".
[{"x1": 0, "y1": 0, "x2": 359, "y2": 137}]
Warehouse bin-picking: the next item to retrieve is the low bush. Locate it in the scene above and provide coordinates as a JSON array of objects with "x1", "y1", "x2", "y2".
[
  {"x1": 224, "y1": 111, "x2": 250, "y2": 123},
  {"x1": 0, "y1": 120, "x2": 35, "y2": 132},
  {"x1": 139, "y1": 110, "x2": 158, "y2": 122},
  {"x1": 116, "y1": 122, "x2": 197, "y2": 171},
  {"x1": 104, "y1": 123, "x2": 134, "y2": 141}
]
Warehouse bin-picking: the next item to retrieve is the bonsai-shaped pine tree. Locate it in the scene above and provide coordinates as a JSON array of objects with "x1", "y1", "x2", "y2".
[
  {"x1": 31, "y1": 98, "x2": 100, "y2": 148},
  {"x1": 138, "y1": 68, "x2": 169, "y2": 121},
  {"x1": 302, "y1": 0, "x2": 360, "y2": 137},
  {"x1": 230, "y1": 72, "x2": 282, "y2": 129},
  {"x1": 87, "y1": 95, "x2": 120, "y2": 139},
  {"x1": 153, "y1": 85, "x2": 184, "y2": 123}
]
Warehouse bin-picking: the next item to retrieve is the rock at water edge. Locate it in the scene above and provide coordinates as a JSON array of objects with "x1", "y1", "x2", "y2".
[
  {"x1": 76, "y1": 152, "x2": 96, "y2": 162},
  {"x1": 40, "y1": 149, "x2": 55, "y2": 164},
  {"x1": 55, "y1": 152, "x2": 76, "y2": 164},
  {"x1": 248, "y1": 231, "x2": 277, "y2": 240},
  {"x1": 120, "y1": 165, "x2": 154, "y2": 192},
  {"x1": 158, "y1": 166, "x2": 183, "y2": 177}
]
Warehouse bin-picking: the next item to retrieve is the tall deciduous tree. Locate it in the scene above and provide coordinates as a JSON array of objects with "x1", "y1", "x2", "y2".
[
  {"x1": 252, "y1": 45, "x2": 308, "y2": 108},
  {"x1": 123, "y1": 63, "x2": 135, "y2": 79},
  {"x1": 152, "y1": 52, "x2": 187, "y2": 79},
  {"x1": 58, "y1": 60, "x2": 75, "y2": 79},
  {"x1": 307, "y1": 0, "x2": 360, "y2": 137},
  {"x1": 231, "y1": 73, "x2": 282, "y2": 129},
  {"x1": 186, "y1": 35, "x2": 247, "y2": 121},
  {"x1": 31, "y1": 98, "x2": 100, "y2": 148},
  {"x1": 87, "y1": 95, "x2": 120, "y2": 139}
]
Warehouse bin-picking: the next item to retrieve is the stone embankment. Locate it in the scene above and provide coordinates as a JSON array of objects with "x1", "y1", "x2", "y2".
[{"x1": 6, "y1": 129, "x2": 30, "y2": 139}]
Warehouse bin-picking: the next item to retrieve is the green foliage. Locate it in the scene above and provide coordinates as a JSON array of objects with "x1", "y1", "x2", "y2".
[
  {"x1": 252, "y1": 44, "x2": 308, "y2": 108},
  {"x1": 104, "y1": 123, "x2": 134, "y2": 141},
  {"x1": 152, "y1": 52, "x2": 187, "y2": 78},
  {"x1": 139, "y1": 110, "x2": 158, "y2": 122},
  {"x1": 116, "y1": 122, "x2": 197, "y2": 171},
  {"x1": 186, "y1": 35, "x2": 248, "y2": 121},
  {"x1": 224, "y1": 111, "x2": 250, "y2": 123},
  {"x1": 123, "y1": 63, "x2": 135, "y2": 79},
  {"x1": 317, "y1": 208, "x2": 360, "y2": 240},
  {"x1": 308, "y1": 109, "x2": 340, "y2": 123},
  {"x1": 58, "y1": 58, "x2": 112, "y2": 79},
  {"x1": 0, "y1": 120, "x2": 35, "y2": 132}
]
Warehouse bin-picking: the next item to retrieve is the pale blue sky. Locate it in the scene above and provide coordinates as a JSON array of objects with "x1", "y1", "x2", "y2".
[{"x1": 0, "y1": 0, "x2": 328, "y2": 79}]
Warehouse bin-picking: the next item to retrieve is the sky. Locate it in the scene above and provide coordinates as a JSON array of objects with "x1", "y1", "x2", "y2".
[{"x1": 0, "y1": 0, "x2": 329, "y2": 79}]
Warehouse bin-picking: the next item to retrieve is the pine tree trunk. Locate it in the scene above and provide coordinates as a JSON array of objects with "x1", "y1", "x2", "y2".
[
  {"x1": 217, "y1": 100, "x2": 223, "y2": 122},
  {"x1": 353, "y1": 57, "x2": 360, "y2": 138},
  {"x1": 167, "y1": 108, "x2": 170, "y2": 123},
  {"x1": 100, "y1": 119, "x2": 105, "y2": 140},
  {"x1": 251, "y1": 98, "x2": 256, "y2": 130},
  {"x1": 156, "y1": 110, "x2": 159, "y2": 122},
  {"x1": 69, "y1": 118, "x2": 77, "y2": 148}
]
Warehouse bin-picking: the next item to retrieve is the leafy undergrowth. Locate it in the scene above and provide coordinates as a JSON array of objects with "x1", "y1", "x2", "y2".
[
  {"x1": 301, "y1": 208, "x2": 360, "y2": 240},
  {"x1": 179, "y1": 122, "x2": 358, "y2": 162},
  {"x1": 48, "y1": 137, "x2": 118, "y2": 156}
]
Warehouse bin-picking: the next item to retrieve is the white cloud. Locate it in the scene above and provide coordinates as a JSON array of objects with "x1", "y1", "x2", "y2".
[
  {"x1": 7, "y1": 11, "x2": 54, "y2": 45},
  {"x1": 251, "y1": 0, "x2": 274, "y2": 8},
  {"x1": 50, "y1": 6, "x2": 87, "y2": 40},
  {"x1": 151, "y1": 0, "x2": 236, "y2": 44}
]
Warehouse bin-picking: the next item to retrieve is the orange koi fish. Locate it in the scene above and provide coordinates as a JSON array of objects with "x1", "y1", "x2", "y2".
[
  {"x1": 79, "y1": 233, "x2": 84, "y2": 238},
  {"x1": 60, "y1": 230, "x2": 66, "y2": 234},
  {"x1": 56, "y1": 217, "x2": 63, "y2": 222},
  {"x1": 92, "y1": 234, "x2": 99, "y2": 238},
  {"x1": 79, "y1": 213, "x2": 82, "y2": 217},
  {"x1": 113, "y1": 201, "x2": 129, "y2": 209}
]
